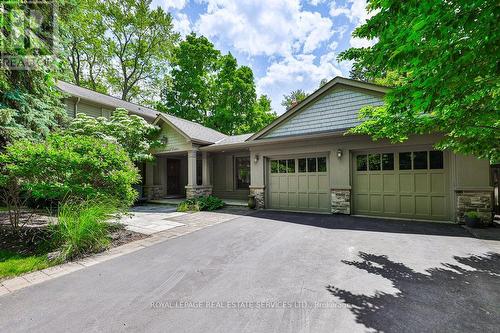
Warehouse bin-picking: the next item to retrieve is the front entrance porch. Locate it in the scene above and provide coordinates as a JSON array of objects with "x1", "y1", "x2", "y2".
[{"x1": 142, "y1": 150, "x2": 212, "y2": 200}]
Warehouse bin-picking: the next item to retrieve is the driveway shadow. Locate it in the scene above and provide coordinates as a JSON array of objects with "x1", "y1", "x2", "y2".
[
  {"x1": 250, "y1": 210, "x2": 474, "y2": 238},
  {"x1": 326, "y1": 252, "x2": 500, "y2": 332}
]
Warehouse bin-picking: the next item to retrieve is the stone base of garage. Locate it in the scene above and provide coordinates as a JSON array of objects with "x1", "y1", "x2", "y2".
[
  {"x1": 331, "y1": 189, "x2": 351, "y2": 215},
  {"x1": 186, "y1": 186, "x2": 213, "y2": 199},
  {"x1": 249, "y1": 186, "x2": 265, "y2": 209},
  {"x1": 456, "y1": 190, "x2": 493, "y2": 224}
]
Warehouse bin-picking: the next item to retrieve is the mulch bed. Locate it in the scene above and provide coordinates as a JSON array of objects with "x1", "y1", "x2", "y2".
[{"x1": 0, "y1": 211, "x2": 149, "y2": 257}]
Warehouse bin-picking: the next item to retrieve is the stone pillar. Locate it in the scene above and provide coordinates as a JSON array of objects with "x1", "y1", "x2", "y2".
[
  {"x1": 250, "y1": 186, "x2": 265, "y2": 209},
  {"x1": 456, "y1": 190, "x2": 493, "y2": 224},
  {"x1": 331, "y1": 189, "x2": 351, "y2": 215},
  {"x1": 185, "y1": 149, "x2": 212, "y2": 199}
]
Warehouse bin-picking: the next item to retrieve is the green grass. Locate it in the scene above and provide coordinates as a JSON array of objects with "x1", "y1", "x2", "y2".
[{"x1": 0, "y1": 250, "x2": 50, "y2": 278}]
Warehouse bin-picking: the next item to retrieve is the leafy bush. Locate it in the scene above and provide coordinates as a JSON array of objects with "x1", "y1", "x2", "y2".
[
  {"x1": 0, "y1": 133, "x2": 140, "y2": 209},
  {"x1": 198, "y1": 195, "x2": 225, "y2": 211},
  {"x1": 66, "y1": 108, "x2": 162, "y2": 162},
  {"x1": 177, "y1": 195, "x2": 224, "y2": 212},
  {"x1": 465, "y1": 211, "x2": 480, "y2": 219},
  {"x1": 49, "y1": 201, "x2": 116, "y2": 260}
]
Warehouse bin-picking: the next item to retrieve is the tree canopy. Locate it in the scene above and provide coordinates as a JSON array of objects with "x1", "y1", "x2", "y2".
[
  {"x1": 158, "y1": 33, "x2": 276, "y2": 135},
  {"x1": 281, "y1": 89, "x2": 309, "y2": 110},
  {"x1": 340, "y1": 0, "x2": 500, "y2": 162},
  {"x1": 62, "y1": 0, "x2": 179, "y2": 103}
]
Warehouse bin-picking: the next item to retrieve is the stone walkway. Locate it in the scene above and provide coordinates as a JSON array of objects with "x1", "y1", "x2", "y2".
[
  {"x1": 0, "y1": 207, "x2": 251, "y2": 296},
  {"x1": 116, "y1": 205, "x2": 187, "y2": 235}
]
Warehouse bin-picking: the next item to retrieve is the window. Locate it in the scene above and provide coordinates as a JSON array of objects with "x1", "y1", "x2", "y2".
[
  {"x1": 382, "y1": 153, "x2": 394, "y2": 170},
  {"x1": 430, "y1": 151, "x2": 444, "y2": 169},
  {"x1": 413, "y1": 151, "x2": 428, "y2": 169},
  {"x1": 236, "y1": 157, "x2": 250, "y2": 189},
  {"x1": 368, "y1": 154, "x2": 381, "y2": 171},
  {"x1": 298, "y1": 158, "x2": 307, "y2": 173},
  {"x1": 357, "y1": 155, "x2": 367, "y2": 171},
  {"x1": 318, "y1": 157, "x2": 327, "y2": 172},
  {"x1": 278, "y1": 160, "x2": 287, "y2": 173},
  {"x1": 307, "y1": 158, "x2": 317, "y2": 172},
  {"x1": 271, "y1": 160, "x2": 279, "y2": 173},
  {"x1": 287, "y1": 159, "x2": 296, "y2": 173},
  {"x1": 399, "y1": 152, "x2": 412, "y2": 170}
]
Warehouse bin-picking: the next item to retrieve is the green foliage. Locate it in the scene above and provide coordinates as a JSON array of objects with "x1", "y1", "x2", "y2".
[
  {"x1": 0, "y1": 134, "x2": 139, "y2": 207},
  {"x1": 49, "y1": 201, "x2": 115, "y2": 260},
  {"x1": 0, "y1": 250, "x2": 50, "y2": 278},
  {"x1": 65, "y1": 108, "x2": 161, "y2": 162},
  {"x1": 61, "y1": 0, "x2": 179, "y2": 102},
  {"x1": 177, "y1": 195, "x2": 225, "y2": 212},
  {"x1": 281, "y1": 89, "x2": 309, "y2": 110},
  {"x1": 465, "y1": 211, "x2": 480, "y2": 219},
  {"x1": 159, "y1": 34, "x2": 276, "y2": 135},
  {"x1": 198, "y1": 195, "x2": 225, "y2": 211},
  {"x1": 0, "y1": 71, "x2": 67, "y2": 147},
  {"x1": 339, "y1": 0, "x2": 500, "y2": 162}
]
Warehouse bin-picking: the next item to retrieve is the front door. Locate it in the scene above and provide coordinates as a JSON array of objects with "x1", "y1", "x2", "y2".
[{"x1": 167, "y1": 159, "x2": 181, "y2": 195}]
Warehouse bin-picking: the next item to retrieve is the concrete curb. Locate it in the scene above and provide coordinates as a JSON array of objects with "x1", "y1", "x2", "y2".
[{"x1": 0, "y1": 211, "x2": 245, "y2": 296}]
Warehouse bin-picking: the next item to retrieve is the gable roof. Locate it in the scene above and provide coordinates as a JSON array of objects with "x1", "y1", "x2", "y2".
[
  {"x1": 57, "y1": 80, "x2": 228, "y2": 145},
  {"x1": 153, "y1": 113, "x2": 227, "y2": 145},
  {"x1": 247, "y1": 76, "x2": 390, "y2": 141}
]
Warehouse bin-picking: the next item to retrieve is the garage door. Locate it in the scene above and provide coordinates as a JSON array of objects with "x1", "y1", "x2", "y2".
[
  {"x1": 269, "y1": 156, "x2": 330, "y2": 212},
  {"x1": 353, "y1": 150, "x2": 449, "y2": 221}
]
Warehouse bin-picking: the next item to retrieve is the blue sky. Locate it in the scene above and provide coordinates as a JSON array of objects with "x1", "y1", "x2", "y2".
[{"x1": 150, "y1": 0, "x2": 374, "y2": 114}]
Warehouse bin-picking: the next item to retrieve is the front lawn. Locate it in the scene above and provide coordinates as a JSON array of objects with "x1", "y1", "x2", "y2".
[{"x1": 0, "y1": 250, "x2": 50, "y2": 279}]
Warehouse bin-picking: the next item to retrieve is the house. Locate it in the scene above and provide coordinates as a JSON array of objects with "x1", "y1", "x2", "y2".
[{"x1": 57, "y1": 77, "x2": 493, "y2": 223}]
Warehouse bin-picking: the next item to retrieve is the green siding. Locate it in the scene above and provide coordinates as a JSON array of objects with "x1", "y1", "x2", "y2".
[
  {"x1": 154, "y1": 123, "x2": 192, "y2": 153},
  {"x1": 212, "y1": 153, "x2": 249, "y2": 200},
  {"x1": 264, "y1": 86, "x2": 384, "y2": 138}
]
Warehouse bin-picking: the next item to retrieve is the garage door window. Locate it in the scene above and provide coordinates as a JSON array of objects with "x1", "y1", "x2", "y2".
[
  {"x1": 399, "y1": 152, "x2": 412, "y2": 170},
  {"x1": 357, "y1": 155, "x2": 368, "y2": 171},
  {"x1": 430, "y1": 151, "x2": 444, "y2": 169},
  {"x1": 318, "y1": 157, "x2": 327, "y2": 172},
  {"x1": 368, "y1": 154, "x2": 381, "y2": 171},
  {"x1": 307, "y1": 158, "x2": 317, "y2": 172},
  {"x1": 271, "y1": 159, "x2": 296, "y2": 174},
  {"x1": 413, "y1": 151, "x2": 428, "y2": 169},
  {"x1": 382, "y1": 153, "x2": 394, "y2": 170}
]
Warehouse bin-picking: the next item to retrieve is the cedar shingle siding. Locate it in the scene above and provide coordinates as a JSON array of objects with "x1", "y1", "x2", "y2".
[{"x1": 263, "y1": 87, "x2": 384, "y2": 139}]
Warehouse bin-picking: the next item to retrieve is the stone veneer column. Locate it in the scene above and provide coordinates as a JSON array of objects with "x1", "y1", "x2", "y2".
[
  {"x1": 331, "y1": 189, "x2": 351, "y2": 214},
  {"x1": 249, "y1": 186, "x2": 265, "y2": 209},
  {"x1": 456, "y1": 190, "x2": 493, "y2": 224}
]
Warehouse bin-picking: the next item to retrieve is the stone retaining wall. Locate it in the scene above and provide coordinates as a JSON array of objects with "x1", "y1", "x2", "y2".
[{"x1": 143, "y1": 186, "x2": 164, "y2": 200}]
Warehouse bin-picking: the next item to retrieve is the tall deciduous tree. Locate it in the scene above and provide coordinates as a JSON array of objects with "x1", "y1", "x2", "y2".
[
  {"x1": 339, "y1": 0, "x2": 500, "y2": 162},
  {"x1": 281, "y1": 89, "x2": 309, "y2": 110},
  {"x1": 159, "y1": 34, "x2": 276, "y2": 135},
  {"x1": 159, "y1": 34, "x2": 220, "y2": 124},
  {"x1": 102, "y1": 0, "x2": 178, "y2": 102}
]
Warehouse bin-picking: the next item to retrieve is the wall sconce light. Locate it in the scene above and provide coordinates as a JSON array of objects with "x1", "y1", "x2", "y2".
[
  {"x1": 337, "y1": 149, "x2": 343, "y2": 159},
  {"x1": 254, "y1": 154, "x2": 260, "y2": 163}
]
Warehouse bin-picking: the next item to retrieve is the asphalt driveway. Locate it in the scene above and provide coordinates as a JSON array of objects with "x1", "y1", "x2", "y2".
[{"x1": 0, "y1": 211, "x2": 499, "y2": 333}]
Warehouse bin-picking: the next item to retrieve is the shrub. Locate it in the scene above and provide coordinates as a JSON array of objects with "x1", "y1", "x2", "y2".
[
  {"x1": 0, "y1": 133, "x2": 140, "y2": 212},
  {"x1": 66, "y1": 108, "x2": 162, "y2": 162},
  {"x1": 198, "y1": 195, "x2": 225, "y2": 211},
  {"x1": 177, "y1": 195, "x2": 224, "y2": 212},
  {"x1": 465, "y1": 211, "x2": 480, "y2": 219},
  {"x1": 49, "y1": 201, "x2": 116, "y2": 260}
]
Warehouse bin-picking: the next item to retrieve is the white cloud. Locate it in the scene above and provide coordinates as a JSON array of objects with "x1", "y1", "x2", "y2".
[
  {"x1": 257, "y1": 51, "x2": 348, "y2": 113},
  {"x1": 162, "y1": 0, "x2": 188, "y2": 10},
  {"x1": 329, "y1": 0, "x2": 377, "y2": 48},
  {"x1": 173, "y1": 13, "x2": 191, "y2": 36},
  {"x1": 196, "y1": 0, "x2": 333, "y2": 57}
]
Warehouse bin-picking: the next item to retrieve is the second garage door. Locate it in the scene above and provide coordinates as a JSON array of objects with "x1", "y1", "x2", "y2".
[
  {"x1": 352, "y1": 150, "x2": 449, "y2": 221},
  {"x1": 269, "y1": 156, "x2": 330, "y2": 212}
]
